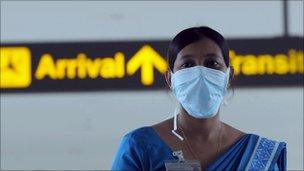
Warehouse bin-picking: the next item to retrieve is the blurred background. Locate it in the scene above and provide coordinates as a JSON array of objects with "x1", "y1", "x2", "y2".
[{"x1": 1, "y1": 1, "x2": 303, "y2": 170}]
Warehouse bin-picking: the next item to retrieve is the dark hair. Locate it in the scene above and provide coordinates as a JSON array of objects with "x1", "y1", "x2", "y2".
[{"x1": 167, "y1": 26, "x2": 230, "y2": 71}]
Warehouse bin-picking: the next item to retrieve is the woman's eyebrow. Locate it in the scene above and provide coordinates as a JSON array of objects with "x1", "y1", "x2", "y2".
[
  {"x1": 203, "y1": 53, "x2": 220, "y2": 58},
  {"x1": 180, "y1": 54, "x2": 195, "y2": 60},
  {"x1": 179, "y1": 53, "x2": 221, "y2": 61}
]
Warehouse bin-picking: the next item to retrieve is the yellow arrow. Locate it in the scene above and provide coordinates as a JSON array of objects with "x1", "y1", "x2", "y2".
[{"x1": 127, "y1": 45, "x2": 168, "y2": 86}]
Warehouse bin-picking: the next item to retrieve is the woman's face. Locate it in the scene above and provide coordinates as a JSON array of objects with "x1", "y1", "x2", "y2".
[{"x1": 173, "y1": 38, "x2": 228, "y2": 73}]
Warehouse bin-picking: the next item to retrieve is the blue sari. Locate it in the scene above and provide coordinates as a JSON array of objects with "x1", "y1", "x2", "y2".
[{"x1": 111, "y1": 126, "x2": 286, "y2": 170}]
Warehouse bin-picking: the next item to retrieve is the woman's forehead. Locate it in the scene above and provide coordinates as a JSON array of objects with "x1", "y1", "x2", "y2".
[{"x1": 176, "y1": 39, "x2": 223, "y2": 60}]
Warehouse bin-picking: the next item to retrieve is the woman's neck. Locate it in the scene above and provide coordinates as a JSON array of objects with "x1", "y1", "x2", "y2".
[{"x1": 178, "y1": 107, "x2": 222, "y2": 142}]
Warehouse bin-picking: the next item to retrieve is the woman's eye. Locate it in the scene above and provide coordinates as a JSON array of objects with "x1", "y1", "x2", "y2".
[
  {"x1": 205, "y1": 60, "x2": 220, "y2": 68},
  {"x1": 180, "y1": 62, "x2": 194, "y2": 69}
]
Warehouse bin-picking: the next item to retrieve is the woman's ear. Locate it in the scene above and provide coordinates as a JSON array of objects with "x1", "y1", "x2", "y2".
[
  {"x1": 228, "y1": 66, "x2": 234, "y2": 87},
  {"x1": 164, "y1": 70, "x2": 172, "y2": 89}
]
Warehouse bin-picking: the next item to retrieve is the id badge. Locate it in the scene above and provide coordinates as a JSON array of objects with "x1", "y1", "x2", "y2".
[
  {"x1": 165, "y1": 160, "x2": 201, "y2": 171},
  {"x1": 165, "y1": 150, "x2": 201, "y2": 171}
]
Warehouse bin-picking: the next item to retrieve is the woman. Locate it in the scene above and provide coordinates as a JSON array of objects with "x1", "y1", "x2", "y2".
[{"x1": 111, "y1": 26, "x2": 287, "y2": 171}]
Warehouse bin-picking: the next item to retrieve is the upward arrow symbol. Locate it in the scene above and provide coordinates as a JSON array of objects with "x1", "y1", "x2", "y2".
[{"x1": 127, "y1": 45, "x2": 168, "y2": 86}]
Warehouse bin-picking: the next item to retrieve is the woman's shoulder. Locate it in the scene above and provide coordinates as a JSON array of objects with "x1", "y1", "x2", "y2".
[
  {"x1": 121, "y1": 124, "x2": 174, "y2": 151},
  {"x1": 241, "y1": 132, "x2": 287, "y2": 162},
  {"x1": 124, "y1": 126, "x2": 155, "y2": 137},
  {"x1": 247, "y1": 133, "x2": 287, "y2": 147},
  {"x1": 112, "y1": 127, "x2": 155, "y2": 170},
  {"x1": 222, "y1": 123, "x2": 287, "y2": 151},
  {"x1": 121, "y1": 126, "x2": 158, "y2": 146},
  {"x1": 245, "y1": 132, "x2": 286, "y2": 143}
]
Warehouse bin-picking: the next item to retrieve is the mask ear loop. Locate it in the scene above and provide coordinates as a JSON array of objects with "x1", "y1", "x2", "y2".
[
  {"x1": 222, "y1": 67, "x2": 231, "y2": 106},
  {"x1": 171, "y1": 105, "x2": 184, "y2": 141}
]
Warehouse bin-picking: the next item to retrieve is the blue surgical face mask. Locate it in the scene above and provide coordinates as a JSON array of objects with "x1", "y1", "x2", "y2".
[{"x1": 171, "y1": 66, "x2": 230, "y2": 119}]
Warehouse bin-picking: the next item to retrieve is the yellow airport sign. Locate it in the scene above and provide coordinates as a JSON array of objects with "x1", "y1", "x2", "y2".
[
  {"x1": 33, "y1": 45, "x2": 168, "y2": 86},
  {"x1": 35, "y1": 52, "x2": 125, "y2": 80},
  {"x1": 230, "y1": 50, "x2": 303, "y2": 76},
  {"x1": 127, "y1": 45, "x2": 168, "y2": 85},
  {"x1": 1, "y1": 37, "x2": 303, "y2": 93},
  {"x1": 0, "y1": 47, "x2": 32, "y2": 88}
]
